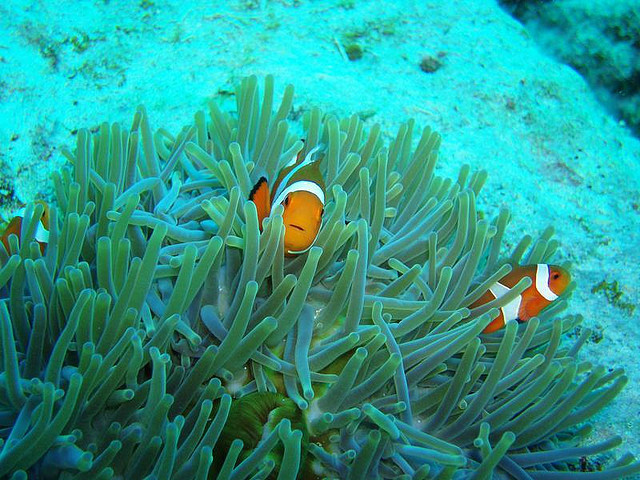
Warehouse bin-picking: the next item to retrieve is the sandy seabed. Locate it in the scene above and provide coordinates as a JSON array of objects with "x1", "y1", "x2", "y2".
[{"x1": 1, "y1": 0, "x2": 639, "y2": 471}]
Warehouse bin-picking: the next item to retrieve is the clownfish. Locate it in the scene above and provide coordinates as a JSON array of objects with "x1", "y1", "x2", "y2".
[
  {"x1": 471, "y1": 264, "x2": 571, "y2": 333},
  {"x1": 0, "y1": 200, "x2": 51, "y2": 255},
  {"x1": 249, "y1": 144, "x2": 325, "y2": 256}
]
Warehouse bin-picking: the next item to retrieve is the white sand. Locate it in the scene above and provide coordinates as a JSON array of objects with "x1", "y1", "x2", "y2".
[{"x1": 1, "y1": 0, "x2": 639, "y2": 465}]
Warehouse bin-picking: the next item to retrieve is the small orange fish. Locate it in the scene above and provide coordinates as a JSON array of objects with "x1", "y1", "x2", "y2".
[
  {"x1": 249, "y1": 144, "x2": 325, "y2": 256},
  {"x1": 471, "y1": 264, "x2": 571, "y2": 333},
  {"x1": 0, "y1": 200, "x2": 51, "y2": 255}
]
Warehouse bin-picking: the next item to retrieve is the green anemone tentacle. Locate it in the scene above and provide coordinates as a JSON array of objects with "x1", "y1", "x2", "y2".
[{"x1": 0, "y1": 75, "x2": 636, "y2": 479}]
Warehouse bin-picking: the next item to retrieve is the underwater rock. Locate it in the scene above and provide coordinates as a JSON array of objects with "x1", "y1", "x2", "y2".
[{"x1": 499, "y1": 0, "x2": 640, "y2": 135}]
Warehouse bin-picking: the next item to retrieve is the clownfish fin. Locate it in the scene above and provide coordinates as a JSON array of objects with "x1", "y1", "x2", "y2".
[
  {"x1": 283, "y1": 140, "x2": 306, "y2": 169},
  {"x1": 249, "y1": 176, "x2": 269, "y2": 202},
  {"x1": 249, "y1": 177, "x2": 271, "y2": 231},
  {"x1": 283, "y1": 143, "x2": 324, "y2": 170},
  {"x1": 300, "y1": 144, "x2": 324, "y2": 167}
]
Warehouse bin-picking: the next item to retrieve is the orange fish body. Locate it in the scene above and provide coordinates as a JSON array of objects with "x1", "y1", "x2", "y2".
[
  {"x1": 249, "y1": 145, "x2": 325, "y2": 256},
  {"x1": 0, "y1": 201, "x2": 50, "y2": 255},
  {"x1": 471, "y1": 264, "x2": 571, "y2": 333}
]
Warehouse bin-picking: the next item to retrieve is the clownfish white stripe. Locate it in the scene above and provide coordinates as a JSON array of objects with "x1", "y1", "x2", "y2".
[
  {"x1": 33, "y1": 223, "x2": 50, "y2": 243},
  {"x1": 283, "y1": 149, "x2": 302, "y2": 169},
  {"x1": 536, "y1": 264, "x2": 558, "y2": 301},
  {"x1": 15, "y1": 208, "x2": 49, "y2": 243},
  {"x1": 301, "y1": 145, "x2": 323, "y2": 166},
  {"x1": 272, "y1": 180, "x2": 325, "y2": 210},
  {"x1": 284, "y1": 154, "x2": 299, "y2": 169},
  {"x1": 274, "y1": 145, "x2": 323, "y2": 201},
  {"x1": 489, "y1": 281, "x2": 522, "y2": 322}
]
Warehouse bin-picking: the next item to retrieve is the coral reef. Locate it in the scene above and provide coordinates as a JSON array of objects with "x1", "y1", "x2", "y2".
[{"x1": 0, "y1": 75, "x2": 639, "y2": 478}]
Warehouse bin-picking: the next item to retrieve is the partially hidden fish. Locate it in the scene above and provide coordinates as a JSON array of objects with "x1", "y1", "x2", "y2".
[
  {"x1": 249, "y1": 144, "x2": 325, "y2": 256},
  {"x1": 471, "y1": 263, "x2": 571, "y2": 333},
  {"x1": 0, "y1": 200, "x2": 51, "y2": 255}
]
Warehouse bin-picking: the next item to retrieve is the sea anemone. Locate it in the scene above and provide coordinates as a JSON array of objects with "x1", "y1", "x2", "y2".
[{"x1": 0, "y1": 75, "x2": 638, "y2": 479}]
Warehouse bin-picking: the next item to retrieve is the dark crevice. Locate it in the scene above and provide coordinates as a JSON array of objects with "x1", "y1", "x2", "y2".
[{"x1": 497, "y1": 0, "x2": 640, "y2": 137}]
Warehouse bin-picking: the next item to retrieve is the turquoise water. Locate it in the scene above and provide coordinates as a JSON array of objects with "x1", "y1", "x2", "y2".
[{"x1": 0, "y1": 0, "x2": 639, "y2": 478}]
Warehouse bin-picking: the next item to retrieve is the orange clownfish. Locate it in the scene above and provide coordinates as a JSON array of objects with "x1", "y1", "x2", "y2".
[
  {"x1": 0, "y1": 201, "x2": 51, "y2": 255},
  {"x1": 471, "y1": 264, "x2": 571, "y2": 333},
  {"x1": 249, "y1": 144, "x2": 325, "y2": 256}
]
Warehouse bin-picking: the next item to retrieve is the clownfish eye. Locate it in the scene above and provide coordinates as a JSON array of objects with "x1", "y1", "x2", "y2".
[
  {"x1": 552, "y1": 272, "x2": 560, "y2": 280},
  {"x1": 284, "y1": 196, "x2": 290, "y2": 207}
]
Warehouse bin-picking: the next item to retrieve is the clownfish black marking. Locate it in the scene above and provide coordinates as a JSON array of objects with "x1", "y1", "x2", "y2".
[
  {"x1": 249, "y1": 144, "x2": 325, "y2": 256},
  {"x1": 0, "y1": 200, "x2": 51, "y2": 255},
  {"x1": 470, "y1": 264, "x2": 571, "y2": 333}
]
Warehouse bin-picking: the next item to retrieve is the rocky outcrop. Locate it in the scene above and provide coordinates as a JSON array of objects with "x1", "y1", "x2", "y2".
[{"x1": 500, "y1": 0, "x2": 640, "y2": 135}]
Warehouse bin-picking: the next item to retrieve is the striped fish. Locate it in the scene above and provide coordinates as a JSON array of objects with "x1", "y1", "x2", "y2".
[
  {"x1": 0, "y1": 200, "x2": 51, "y2": 255},
  {"x1": 249, "y1": 144, "x2": 325, "y2": 256},
  {"x1": 471, "y1": 264, "x2": 571, "y2": 333}
]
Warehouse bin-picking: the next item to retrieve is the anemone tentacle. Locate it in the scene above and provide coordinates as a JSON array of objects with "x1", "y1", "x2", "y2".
[{"x1": 0, "y1": 75, "x2": 637, "y2": 479}]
